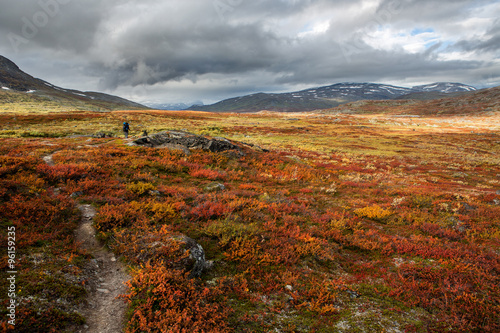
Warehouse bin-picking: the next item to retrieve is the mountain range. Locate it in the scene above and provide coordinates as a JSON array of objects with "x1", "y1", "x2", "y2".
[
  {"x1": 188, "y1": 82, "x2": 477, "y2": 112},
  {"x1": 0, "y1": 55, "x2": 148, "y2": 111},
  {"x1": 0, "y1": 55, "x2": 486, "y2": 114},
  {"x1": 145, "y1": 102, "x2": 204, "y2": 110}
]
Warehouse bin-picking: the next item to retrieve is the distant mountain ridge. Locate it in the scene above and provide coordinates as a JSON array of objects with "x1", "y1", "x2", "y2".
[
  {"x1": 0, "y1": 55, "x2": 148, "y2": 111},
  {"x1": 189, "y1": 82, "x2": 477, "y2": 112},
  {"x1": 145, "y1": 102, "x2": 204, "y2": 110}
]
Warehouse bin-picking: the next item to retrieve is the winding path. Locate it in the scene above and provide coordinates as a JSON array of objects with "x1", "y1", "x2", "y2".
[
  {"x1": 75, "y1": 204, "x2": 130, "y2": 333},
  {"x1": 43, "y1": 151, "x2": 130, "y2": 333}
]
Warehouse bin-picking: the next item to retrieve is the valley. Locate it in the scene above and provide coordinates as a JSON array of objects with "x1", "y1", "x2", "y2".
[
  {"x1": 0, "y1": 105, "x2": 498, "y2": 332},
  {"x1": 0, "y1": 54, "x2": 499, "y2": 333}
]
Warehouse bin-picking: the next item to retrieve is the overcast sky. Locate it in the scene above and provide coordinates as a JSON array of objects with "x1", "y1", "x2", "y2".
[{"x1": 1, "y1": 0, "x2": 499, "y2": 105}]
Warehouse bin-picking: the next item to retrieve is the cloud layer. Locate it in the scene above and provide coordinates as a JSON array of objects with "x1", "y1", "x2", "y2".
[{"x1": 0, "y1": 0, "x2": 499, "y2": 104}]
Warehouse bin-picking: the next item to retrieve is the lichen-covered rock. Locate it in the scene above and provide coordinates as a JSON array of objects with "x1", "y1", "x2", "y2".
[
  {"x1": 131, "y1": 130, "x2": 241, "y2": 154},
  {"x1": 173, "y1": 235, "x2": 213, "y2": 278},
  {"x1": 204, "y1": 182, "x2": 226, "y2": 192},
  {"x1": 136, "y1": 234, "x2": 212, "y2": 278}
]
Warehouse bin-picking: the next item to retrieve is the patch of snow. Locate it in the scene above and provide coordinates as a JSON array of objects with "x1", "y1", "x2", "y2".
[
  {"x1": 26, "y1": 90, "x2": 36, "y2": 93},
  {"x1": 424, "y1": 83, "x2": 439, "y2": 89},
  {"x1": 72, "y1": 92, "x2": 88, "y2": 97}
]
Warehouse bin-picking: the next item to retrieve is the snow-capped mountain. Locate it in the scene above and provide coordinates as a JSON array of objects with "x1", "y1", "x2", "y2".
[
  {"x1": 189, "y1": 82, "x2": 477, "y2": 112},
  {"x1": 145, "y1": 102, "x2": 204, "y2": 110},
  {"x1": 413, "y1": 82, "x2": 477, "y2": 93}
]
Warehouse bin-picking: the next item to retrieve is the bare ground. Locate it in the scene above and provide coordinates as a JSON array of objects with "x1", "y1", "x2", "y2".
[{"x1": 75, "y1": 204, "x2": 130, "y2": 333}]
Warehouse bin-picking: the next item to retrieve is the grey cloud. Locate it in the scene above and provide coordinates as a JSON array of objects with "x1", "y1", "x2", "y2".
[
  {"x1": 453, "y1": 18, "x2": 500, "y2": 54},
  {"x1": 0, "y1": 0, "x2": 498, "y2": 103}
]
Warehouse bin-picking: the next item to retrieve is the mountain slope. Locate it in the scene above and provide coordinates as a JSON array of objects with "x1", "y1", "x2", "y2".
[
  {"x1": 331, "y1": 85, "x2": 500, "y2": 116},
  {"x1": 0, "y1": 55, "x2": 148, "y2": 111},
  {"x1": 189, "y1": 82, "x2": 477, "y2": 113}
]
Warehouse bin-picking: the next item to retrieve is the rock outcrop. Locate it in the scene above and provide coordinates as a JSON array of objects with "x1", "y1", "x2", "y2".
[
  {"x1": 131, "y1": 130, "x2": 241, "y2": 154},
  {"x1": 136, "y1": 234, "x2": 213, "y2": 278}
]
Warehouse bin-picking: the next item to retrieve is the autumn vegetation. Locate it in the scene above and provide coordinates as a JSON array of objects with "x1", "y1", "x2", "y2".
[{"x1": 0, "y1": 106, "x2": 499, "y2": 332}]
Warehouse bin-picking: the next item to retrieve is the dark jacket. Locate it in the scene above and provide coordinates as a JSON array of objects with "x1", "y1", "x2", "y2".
[{"x1": 123, "y1": 123, "x2": 130, "y2": 132}]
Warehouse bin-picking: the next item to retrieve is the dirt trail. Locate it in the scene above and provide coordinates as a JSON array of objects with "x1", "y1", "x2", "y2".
[
  {"x1": 75, "y1": 204, "x2": 130, "y2": 333},
  {"x1": 43, "y1": 151, "x2": 130, "y2": 332}
]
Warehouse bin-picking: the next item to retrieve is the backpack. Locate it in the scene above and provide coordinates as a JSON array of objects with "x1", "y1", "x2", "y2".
[{"x1": 123, "y1": 122, "x2": 129, "y2": 131}]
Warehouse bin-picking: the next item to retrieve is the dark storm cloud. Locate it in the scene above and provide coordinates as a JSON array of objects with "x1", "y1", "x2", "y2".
[
  {"x1": 0, "y1": 0, "x2": 498, "y2": 103},
  {"x1": 0, "y1": 0, "x2": 115, "y2": 53},
  {"x1": 453, "y1": 18, "x2": 500, "y2": 54}
]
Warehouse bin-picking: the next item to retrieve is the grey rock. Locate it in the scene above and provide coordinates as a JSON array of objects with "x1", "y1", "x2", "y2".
[
  {"x1": 452, "y1": 172, "x2": 469, "y2": 178},
  {"x1": 346, "y1": 290, "x2": 360, "y2": 299},
  {"x1": 93, "y1": 132, "x2": 113, "y2": 138},
  {"x1": 461, "y1": 202, "x2": 476, "y2": 211},
  {"x1": 205, "y1": 182, "x2": 226, "y2": 192},
  {"x1": 172, "y1": 235, "x2": 213, "y2": 278},
  {"x1": 96, "y1": 288, "x2": 110, "y2": 294},
  {"x1": 131, "y1": 130, "x2": 241, "y2": 153},
  {"x1": 137, "y1": 235, "x2": 212, "y2": 278}
]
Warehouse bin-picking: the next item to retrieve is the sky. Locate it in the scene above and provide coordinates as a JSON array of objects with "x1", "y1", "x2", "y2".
[{"x1": 1, "y1": 0, "x2": 499, "y2": 106}]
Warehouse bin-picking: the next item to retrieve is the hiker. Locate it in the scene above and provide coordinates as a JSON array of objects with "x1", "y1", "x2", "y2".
[{"x1": 123, "y1": 122, "x2": 130, "y2": 138}]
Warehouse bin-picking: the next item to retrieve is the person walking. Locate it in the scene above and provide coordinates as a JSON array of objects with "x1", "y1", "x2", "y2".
[{"x1": 123, "y1": 122, "x2": 130, "y2": 138}]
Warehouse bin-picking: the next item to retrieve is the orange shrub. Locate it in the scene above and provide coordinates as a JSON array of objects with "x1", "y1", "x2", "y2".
[
  {"x1": 354, "y1": 204, "x2": 392, "y2": 221},
  {"x1": 123, "y1": 263, "x2": 231, "y2": 333}
]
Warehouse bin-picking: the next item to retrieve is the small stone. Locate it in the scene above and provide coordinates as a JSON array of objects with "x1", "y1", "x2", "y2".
[
  {"x1": 70, "y1": 191, "x2": 84, "y2": 198},
  {"x1": 496, "y1": 190, "x2": 500, "y2": 195},
  {"x1": 461, "y1": 202, "x2": 476, "y2": 211},
  {"x1": 205, "y1": 182, "x2": 226, "y2": 192},
  {"x1": 206, "y1": 278, "x2": 218, "y2": 286},
  {"x1": 452, "y1": 172, "x2": 468, "y2": 178},
  {"x1": 285, "y1": 285, "x2": 293, "y2": 292},
  {"x1": 149, "y1": 190, "x2": 161, "y2": 196},
  {"x1": 97, "y1": 288, "x2": 110, "y2": 294},
  {"x1": 110, "y1": 257, "x2": 116, "y2": 262}
]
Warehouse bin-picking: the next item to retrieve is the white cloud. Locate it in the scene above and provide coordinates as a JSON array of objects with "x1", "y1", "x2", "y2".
[
  {"x1": 363, "y1": 27, "x2": 441, "y2": 54},
  {"x1": 298, "y1": 20, "x2": 330, "y2": 38}
]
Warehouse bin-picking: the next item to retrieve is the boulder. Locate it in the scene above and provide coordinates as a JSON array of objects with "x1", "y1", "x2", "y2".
[
  {"x1": 173, "y1": 235, "x2": 213, "y2": 278},
  {"x1": 131, "y1": 130, "x2": 241, "y2": 154},
  {"x1": 137, "y1": 234, "x2": 212, "y2": 278},
  {"x1": 93, "y1": 132, "x2": 113, "y2": 138},
  {"x1": 204, "y1": 182, "x2": 226, "y2": 192}
]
